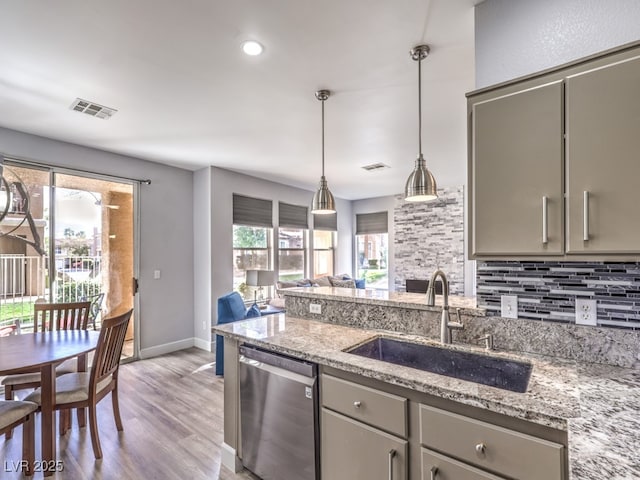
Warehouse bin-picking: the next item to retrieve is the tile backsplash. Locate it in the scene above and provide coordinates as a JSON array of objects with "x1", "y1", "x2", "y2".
[
  {"x1": 394, "y1": 186, "x2": 464, "y2": 294},
  {"x1": 477, "y1": 261, "x2": 640, "y2": 329}
]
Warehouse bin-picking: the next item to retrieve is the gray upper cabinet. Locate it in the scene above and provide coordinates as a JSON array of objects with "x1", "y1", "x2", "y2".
[
  {"x1": 470, "y1": 81, "x2": 564, "y2": 256},
  {"x1": 566, "y1": 54, "x2": 640, "y2": 254},
  {"x1": 468, "y1": 42, "x2": 640, "y2": 259}
]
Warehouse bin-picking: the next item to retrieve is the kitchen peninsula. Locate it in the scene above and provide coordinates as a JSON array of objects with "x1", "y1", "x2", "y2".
[{"x1": 214, "y1": 287, "x2": 640, "y2": 479}]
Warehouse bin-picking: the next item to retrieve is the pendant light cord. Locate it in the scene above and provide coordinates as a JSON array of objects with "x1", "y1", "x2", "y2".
[
  {"x1": 418, "y1": 55, "x2": 422, "y2": 157},
  {"x1": 321, "y1": 98, "x2": 325, "y2": 176}
]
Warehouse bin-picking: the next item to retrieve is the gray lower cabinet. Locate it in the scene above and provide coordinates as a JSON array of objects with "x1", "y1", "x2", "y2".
[
  {"x1": 421, "y1": 449, "x2": 506, "y2": 480},
  {"x1": 321, "y1": 408, "x2": 408, "y2": 480},
  {"x1": 419, "y1": 404, "x2": 564, "y2": 480}
]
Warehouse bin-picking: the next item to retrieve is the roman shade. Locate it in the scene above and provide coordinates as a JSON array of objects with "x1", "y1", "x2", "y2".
[
  {"x1": 313, "y1": 212, "x2": 337, "y2": 231},
  {"x1": 279, "y1": 202, "x2": 309, "y2": 229},
  {"x1": 233, "y1": 194, "x2": 273, "y2": 227},
  {"x1": 356, "y1": 211, "x2": 388, "y2": 235}
]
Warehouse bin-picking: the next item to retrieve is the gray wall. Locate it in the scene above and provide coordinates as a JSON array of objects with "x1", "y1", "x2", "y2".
[
  {"x1": 194, "y1": 166, "x2": 353, "y2": 347},
  {"x1": 0, "y1": 126, "x2": 194, "y2": 357},
  {"x1": 475, "y1": 0, "x2": 640, "y2": 88}
]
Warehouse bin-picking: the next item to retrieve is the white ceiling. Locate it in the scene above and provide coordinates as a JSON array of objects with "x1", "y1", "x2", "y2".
[{"x1": 0, "y1": 0, "x2": 477, "y2": 200}]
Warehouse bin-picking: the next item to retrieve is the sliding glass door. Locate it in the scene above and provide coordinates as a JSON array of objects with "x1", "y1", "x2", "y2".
[{"x1": 0, "y1": 163, "x2": 137, "y2": 359}]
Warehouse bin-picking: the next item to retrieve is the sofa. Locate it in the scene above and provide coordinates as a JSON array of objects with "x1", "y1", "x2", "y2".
[
  {"x1": 272, "y1": 274, "x2": 365, "y2": 309},
  {"x1": 215, "y1": 291, "x2": 261, "y2": 375}
]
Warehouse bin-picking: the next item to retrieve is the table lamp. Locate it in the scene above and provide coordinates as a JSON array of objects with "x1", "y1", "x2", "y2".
[{"x1": 245, "y1": 269, "x2": 275, "y2": 306}]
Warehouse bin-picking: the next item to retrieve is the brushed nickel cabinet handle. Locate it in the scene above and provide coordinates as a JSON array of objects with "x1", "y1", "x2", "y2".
[
  {"x1": 388, "y1": 449, "x2": 396, "y2": 480},
  {"x1": 353, "y1": 401, "x2": 361, "y2": 409},
  {"x1": 430, "y1": 466, "x2": 439, "y2": 480},
  {"x1": 583, "y1": 191, "x2": 590, "y2": 241},
  {"x1": 476, "y1": 443, "x2": 486, "y2": 457},
  {"x1": 542, "y1": 196, "x2": 548, "y2": 244}
]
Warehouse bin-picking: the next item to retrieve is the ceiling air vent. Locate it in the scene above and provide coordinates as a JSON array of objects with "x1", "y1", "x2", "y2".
[
  {"x1": 361, "y1": 163, "x2": 390, "y2": 172},
  {"x1": 69, "y1": 98, "x2": 117, "y2": 120}
]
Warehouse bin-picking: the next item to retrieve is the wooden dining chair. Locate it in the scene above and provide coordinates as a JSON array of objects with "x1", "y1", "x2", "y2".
[
  {"x1": 2, "y1": 301, "x2": 91, "y2": 437},
  {"x1": 0, "y1": 400, "x2": 37, "y2": 476},
  {"x1": 25, "y1": 309, "x2": 133, "y2": 459}
]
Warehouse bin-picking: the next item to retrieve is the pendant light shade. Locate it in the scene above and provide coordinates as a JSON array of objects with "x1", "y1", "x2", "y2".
[
  {"x1": 404, "y1": 45, "x2": 438, "y2": 202},
  {"x1": 311, "y1": 89, "x2": 337, "y2": 214}
]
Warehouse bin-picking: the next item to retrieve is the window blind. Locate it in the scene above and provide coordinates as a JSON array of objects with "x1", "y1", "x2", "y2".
[
  {"x1": 356, "y1": 211, "x2": 388, "y2": 235},
  {"x1": 279, "y1": 202, "x2": 309, "y2": 229},
  {"x1": 313, "y1": 212, "x2": 337, "y2": 231},
  {"x1": 233, "y1": 194, "x2": 273, "y2": 227}
]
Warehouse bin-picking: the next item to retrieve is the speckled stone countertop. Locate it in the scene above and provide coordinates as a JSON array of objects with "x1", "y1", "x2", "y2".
[
  {"x1": 213, "y1": 315, "x2": 640, "y2": 479},
  {"x1": 283, "y1": 286, "x2": 484, "y2": 316}
]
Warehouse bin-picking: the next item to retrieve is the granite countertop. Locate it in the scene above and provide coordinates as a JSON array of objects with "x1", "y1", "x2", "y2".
[
  {"x1": 213, "y1": 314, "x2": 640, "y2": 479},
  {"x1": 282, "y1": 286, "x2": 484, "y2": 316}
]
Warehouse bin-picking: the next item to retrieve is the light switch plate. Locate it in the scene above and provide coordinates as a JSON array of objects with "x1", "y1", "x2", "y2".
[
  {"x1": 309, "y1": 303, "x2": 322, "y2": 314},
  {"x1": 575, "y1": 299, "x2": 597, "y2": 326},
  {"x1": 501, "y1": 295, "x2": 518, "y2": 319},
  {"x1": 153, "y1": 270, "x2": 161, "y2": 279}
]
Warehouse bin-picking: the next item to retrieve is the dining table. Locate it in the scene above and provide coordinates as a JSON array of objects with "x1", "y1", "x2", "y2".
[{"x1": 0, "y1": 330, "x2": 100, "y2": 476}]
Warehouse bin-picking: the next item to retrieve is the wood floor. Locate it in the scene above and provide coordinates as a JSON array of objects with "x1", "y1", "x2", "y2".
[{"x1": 1, "y1": 348, "x2": 258, "y2": 480}]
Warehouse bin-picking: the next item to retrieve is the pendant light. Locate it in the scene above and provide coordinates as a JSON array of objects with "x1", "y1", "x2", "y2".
[
  {"x1": 404, "y1": 44, "x2": 438, "y2": 202},
  {"x1": 311, "y1": 89, "x2": 337, "y2": 214}
]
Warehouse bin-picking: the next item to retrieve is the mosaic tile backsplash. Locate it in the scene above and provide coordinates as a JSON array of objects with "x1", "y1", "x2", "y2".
[{"x1": 477, "y1": 261, "x2": 640, "y2": 329}]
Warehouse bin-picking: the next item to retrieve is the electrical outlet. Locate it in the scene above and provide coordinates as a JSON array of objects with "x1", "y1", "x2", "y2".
[
  {"x1": 575, "y1": 299, "x2": 597, "y2": 326},
  {"x1": 309, "y1": 303, "x2": 322, "y2": 314},
  {"x1": 501, "y1": 295, "x2": 518, "y2": 319},
  {"x1": 202, "y1": 321, "x2": 206, "y2": 330},
  {"x1": 153, "y1": 270, "x2": 161, "y2": 279}
]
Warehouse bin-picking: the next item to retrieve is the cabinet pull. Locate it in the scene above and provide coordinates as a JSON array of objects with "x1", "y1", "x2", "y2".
[
  {"x1": 542, "y1": 196, "x2": 548, "y2": 244},
  {"x1": 583, "y1": 191, "x2": 590, "y2": 241},
  {"x1": 430, "y1": 466, "x2": 439, "y2": 480},
  {"x1": 353, "y1": 401, "x2": 361, "y2": 409},
  {"x1": 388, "y1": 449, "x2": 396, "y2": 480},
  {"x1": 475, "y1": 443, "x2": 487, "y2": 457}
]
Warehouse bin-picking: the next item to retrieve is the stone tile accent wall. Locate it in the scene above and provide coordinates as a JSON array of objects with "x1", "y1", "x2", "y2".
[
  {"x1": 394, "y1": 186, "x2": 464, "y2": 294},
  {"x1": 477, "y1": 261, "x2": 640, "y2": 329}
]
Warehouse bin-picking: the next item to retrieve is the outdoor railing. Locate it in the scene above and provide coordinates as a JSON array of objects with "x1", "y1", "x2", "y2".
[{"x1": 0, "y1": 254, "x2": 102, "y2": 332}]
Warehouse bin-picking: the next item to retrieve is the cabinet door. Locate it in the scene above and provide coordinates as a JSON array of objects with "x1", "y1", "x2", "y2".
[
  {"x1": 322, "y1": 408, "x2": 407, "y2": 480},
  {"x1": 422, "y1": 448, "x2": 506, "y2": 480},
  {"x1": 566, "y1": 54, "x2": 640, "y2": 253},
  {"x1": 471, "y1": 81, "x2": 564, "y2": 256}
]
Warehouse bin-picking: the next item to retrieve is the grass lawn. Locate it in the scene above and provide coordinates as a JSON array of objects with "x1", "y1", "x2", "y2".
[{"x1": 0, "y1": 301, "x2": 35, "y2": 323}]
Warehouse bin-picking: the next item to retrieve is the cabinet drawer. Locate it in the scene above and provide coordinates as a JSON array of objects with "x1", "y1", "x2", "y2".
[
  {"x1": 422, "y1": 448, "x2": 506, "y2": 480},
  {"x1": 322, "y1": 375, "x2": 407, "y2": 438},
  {"x1": 419, "y1": 405, "x2": 564, "y2": 480},
  {"x1": 322, "y1": 408, "x2": 407, "y2": 480}
]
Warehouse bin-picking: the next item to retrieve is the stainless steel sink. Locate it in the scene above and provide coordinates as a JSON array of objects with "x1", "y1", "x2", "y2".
[{"x1": 346, "y1": 337, "x2": 532, "y2": 393}]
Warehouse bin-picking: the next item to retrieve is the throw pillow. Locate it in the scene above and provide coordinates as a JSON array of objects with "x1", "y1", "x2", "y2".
[
  {"x1": 245, "y1": 304, "x2": 261, "y2": 318},
  {"x1": 354, "y1": 278, "x2": 366, "y2": 289},
  {"x1": 331, "y1": 278, "x2": 356, "y2": 289},
  {"x1": 314, "y1": 276, "x2": 332, "y2": 287},
  {"x1": 277, "y1": 281, "x2": 299, "y2": 289}
]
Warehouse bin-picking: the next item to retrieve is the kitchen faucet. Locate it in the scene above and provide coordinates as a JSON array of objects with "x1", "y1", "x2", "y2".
[{"x1": 426, "y1": 269, "x2": 464, "y2": 344}]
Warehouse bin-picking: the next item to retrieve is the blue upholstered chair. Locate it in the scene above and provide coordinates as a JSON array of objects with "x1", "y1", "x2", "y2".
[{"x1": 215, "y1": 292, "x2": 260, "y2": 375}]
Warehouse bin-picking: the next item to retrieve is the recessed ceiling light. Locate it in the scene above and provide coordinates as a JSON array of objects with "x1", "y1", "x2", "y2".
[{"x1": 241, "y1": 40, "x2": 264, "y2": 56}]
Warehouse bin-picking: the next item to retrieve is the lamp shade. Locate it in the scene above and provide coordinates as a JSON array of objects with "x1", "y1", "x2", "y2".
[
  {"x1": 311, "y1": 176, "x2": 336, "y2": 214},
  {"x1": 405, "y1": 155, "x2": 437, "y2": 201},
  {"x1": 245, "y1": 269, "x2": 275, "y2": 287}
]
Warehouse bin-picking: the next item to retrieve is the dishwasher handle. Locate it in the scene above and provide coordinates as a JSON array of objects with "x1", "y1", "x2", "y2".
[{"x1": 240, "y1": 345, "x2": 317, "y2": 377}]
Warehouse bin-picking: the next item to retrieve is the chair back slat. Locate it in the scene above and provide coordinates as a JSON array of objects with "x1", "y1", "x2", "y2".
[
  {"x1": 33, "y1": 302, "x2": 91, "y2": 332},
  {"x1": 91, "y1": 310, "x2": 133, "y2": 388}
]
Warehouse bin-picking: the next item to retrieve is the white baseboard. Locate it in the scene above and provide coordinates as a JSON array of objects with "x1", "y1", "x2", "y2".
[
  {"x1": 194, "y1": 337, "x2": 213, "y2": 352},
  {"x1": 139, "y1": 338, "x2": 195, "y2": 359},
  {"x1": 221, "y1": 442, "x2": 243, "y2": 473}
]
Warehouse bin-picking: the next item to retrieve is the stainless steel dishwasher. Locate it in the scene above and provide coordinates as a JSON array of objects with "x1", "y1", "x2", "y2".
[{"x1": 239, "y1": 344, "x2": 319, "y2": 480}]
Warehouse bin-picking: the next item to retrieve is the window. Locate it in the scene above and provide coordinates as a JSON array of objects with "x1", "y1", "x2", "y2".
[
  {"x1": 232, "y1": 194, "x2": 274, "y2": 300},
  {"x1": 313, "y1": 230, "x2": 335, "y2": 278},
  {"x1": 355, "y1": 211, "x2": 388, "y2": 289},
  {"x1": 277, "y1": 202, "x2": 309, "y2": 282},
  {"x1": 233, "y1": 225, "x2": 272, "y2": 298},
  {"x1": 278, "y1": 228, "x2": 306, "y2": 281}
]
